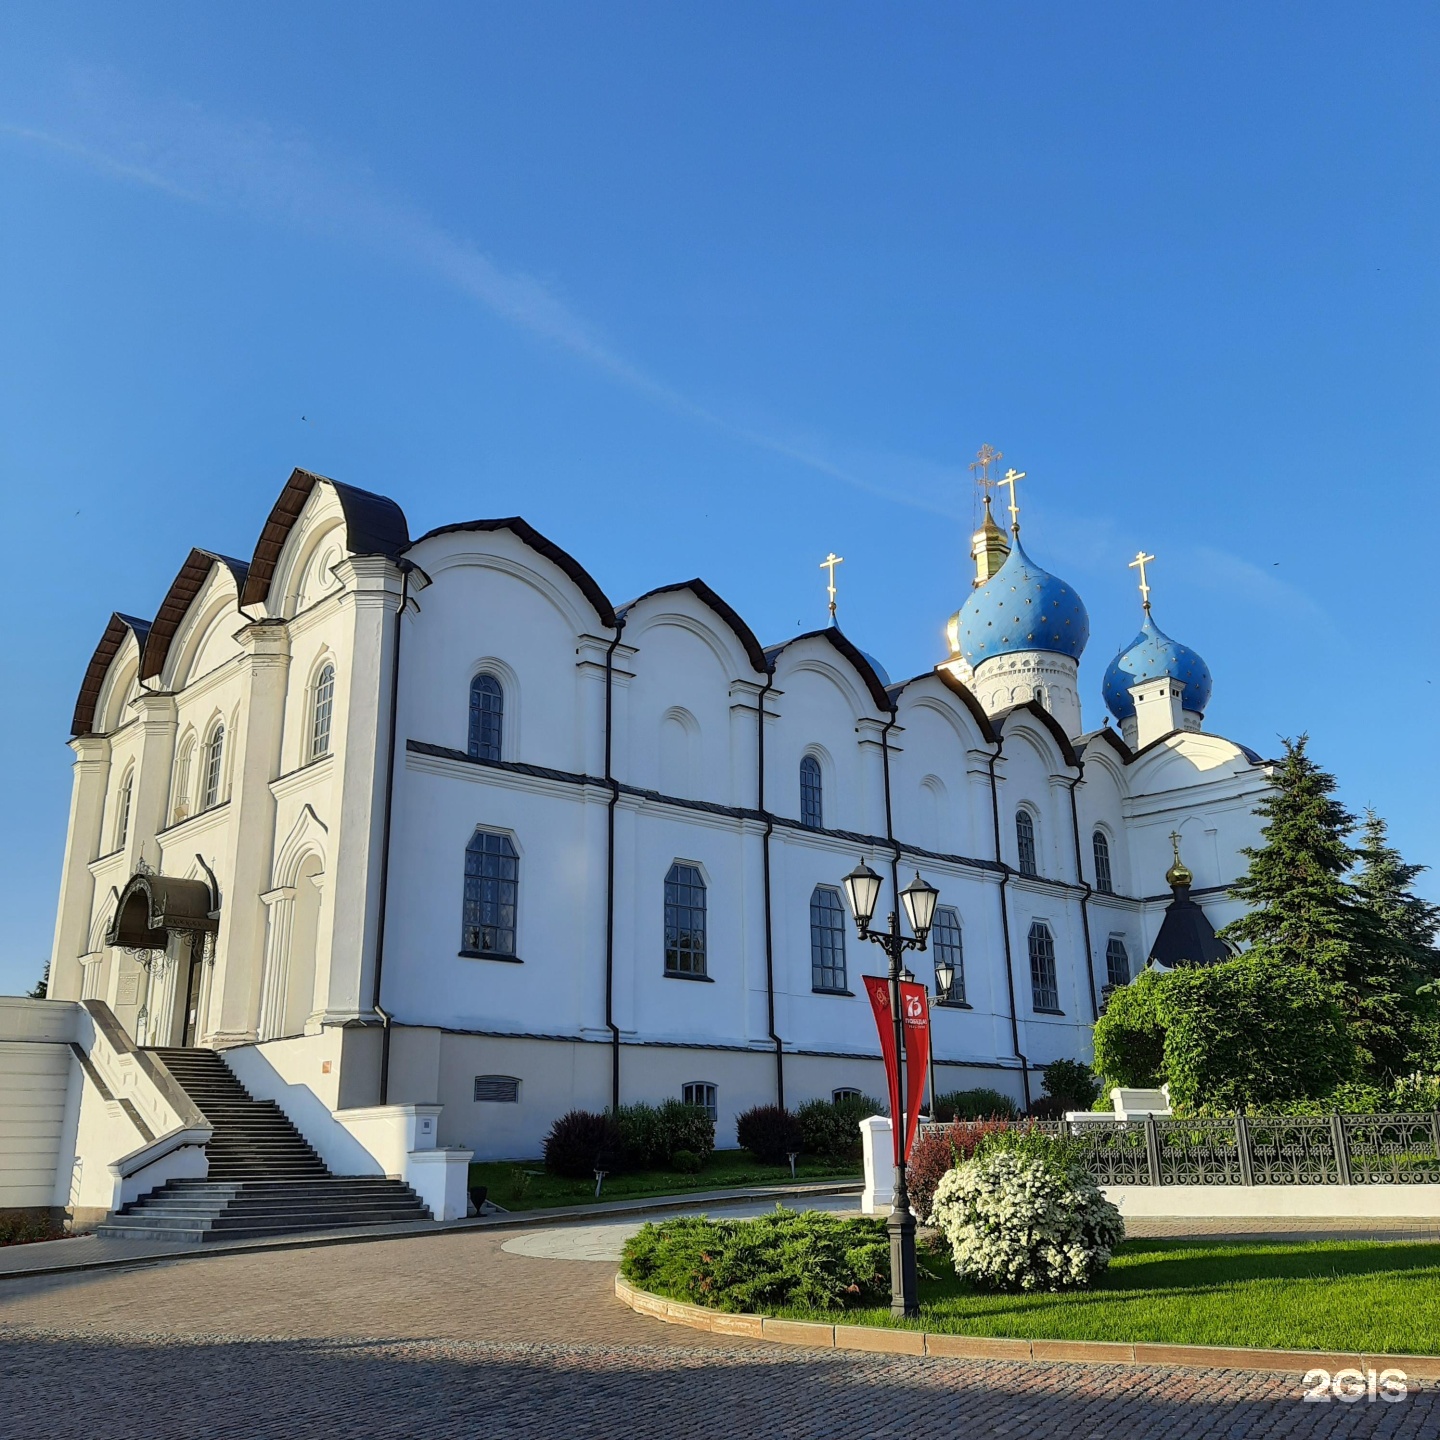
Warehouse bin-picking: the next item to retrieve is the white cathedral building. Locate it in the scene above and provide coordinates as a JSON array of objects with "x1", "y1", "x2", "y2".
[{"x1": 35, "y1": 461, "x2": 1271, "y2": 1199}]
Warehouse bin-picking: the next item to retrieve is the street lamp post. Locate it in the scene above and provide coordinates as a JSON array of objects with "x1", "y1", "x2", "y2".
[{"x1": 841, "y1": 859, "x2": 939, "y2": 1320}]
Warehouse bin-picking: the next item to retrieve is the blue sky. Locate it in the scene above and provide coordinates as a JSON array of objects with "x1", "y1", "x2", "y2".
[{"x1": 1, "y1": 4, "x2": 1436, "y2": 995}]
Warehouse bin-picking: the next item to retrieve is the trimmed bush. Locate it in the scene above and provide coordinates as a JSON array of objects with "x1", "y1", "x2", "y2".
[
  {"x1": 931, "y1": 1130, "x2": 1124, "y2": 1292},
  {"x1": 621, "y1": 1207, "x2": 889, "y2": 1312},
  {"x1": 932, "y1": 1087, "x2": 1021, "y2": 1122},
  {"x1": 905, "y1": 1118, "x2": 1013, "y2": 1222},
  {"x1": 796, "y1": 1094, "x2": 885, "y2": 1162},
  {"x1": 543, "y1": 1110, "x2": 622, "y2": 1179},
  {"x1": 736, "y1": 1104, "x2": 804, "y2": 1165},
  {"x1": 1041, "y1": 1059, "x2": 1101, "y2": 1113},
  {"x1": 670, "y1": 1149, "x2": 702, "y2": 1174}
]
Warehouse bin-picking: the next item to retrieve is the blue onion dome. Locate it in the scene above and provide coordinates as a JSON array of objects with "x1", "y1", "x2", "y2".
[
  {"x1": 955, "y1": 537, "x2": 1090, "y2": 666},
  {"x1": 857, "y1": 649, "x2": 890, "y2": 686},
  {"x1": 1102, "y1": 615, "x2": 1212, "y2": 721}
]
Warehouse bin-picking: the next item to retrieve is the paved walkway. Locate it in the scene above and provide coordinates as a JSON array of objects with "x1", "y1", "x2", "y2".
[{"x1": 1, "y1": 1201, "x2": 1437, "y2": 1438}]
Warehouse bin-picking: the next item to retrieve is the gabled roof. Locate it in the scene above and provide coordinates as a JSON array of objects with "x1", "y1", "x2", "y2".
[
  {"x1": 991, "y1": 699, "x2": 1081, "y2": 770},
  {"x1": 617, "y1": 579, "x2": 767, "y2": 675},
  {"x1": 140, "y1": 549, "x2": 251, "y2": 682},
  {"x1": 412, "y1": 516, "x2": 617, "y2": 628},
  {"x1": 1078, "y1": 725, "x2": 1133, "y2": 763},
  {"x1": 242, "y1": 468, "x2": 410, "y2": 608},
  {"x1": 72, "y1": 613, "x2": 152, "y2": 737},
  {"x1": 764, "y1": 628, "x2": 894, "y2": 713},
  {"x1": 885, "y1": 669, "x2": 1000, "y2": 746}
]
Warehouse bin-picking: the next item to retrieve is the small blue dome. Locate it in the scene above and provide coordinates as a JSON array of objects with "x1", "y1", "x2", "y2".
[
  {"x1": 1102, "y1": 615, "x2": 1212, "y2": 721},
  {"x1": 857, "y1": 649, "x2": 891, "y2": 686},
  {"x1": 955, "y1": 537, "x2": 1089, "y2": 666}
]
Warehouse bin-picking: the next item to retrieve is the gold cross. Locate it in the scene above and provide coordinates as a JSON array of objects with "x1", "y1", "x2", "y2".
[
  {"x1": 1129, "y1": 550, "x2": 1156, "y2": 613},
  {"x1": 820, "y1": 552, "x2": 844, "y2": 623},
  {"x1": 995, "y1": 468, "x2": 1025, "y2": 533},
  {"x1": 969, "y1": 444, "x2": 1002, "y2": 494}
]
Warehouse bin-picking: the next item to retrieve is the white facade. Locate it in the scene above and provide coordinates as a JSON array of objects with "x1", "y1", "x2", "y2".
[{"x1": 45, "y1": 467, "x2": 1273, "y2": 1161}]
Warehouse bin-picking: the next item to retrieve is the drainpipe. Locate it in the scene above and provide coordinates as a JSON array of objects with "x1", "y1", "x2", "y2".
[
  {"x1": 756, "y1": 668, "x2": 783, "y2": 1106},
  {"x1": 372, "y1": 561, "x2": 412, "y2": 1105},
  {"x1": 1068, "y1": 771, "x2": 1100, "y2": 1023},
  {"x1": 603, "y1": 622, "x2": 626, "y2": 1114},
  {"x1": 987, "y1": 743, "x2": 1031, "y2": 1109}
]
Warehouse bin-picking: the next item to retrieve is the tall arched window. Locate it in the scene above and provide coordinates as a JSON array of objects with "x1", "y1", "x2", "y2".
[
  {"x1": 800, "y1": 755, "x2": 823, "y2": 829},
  {"x1": 1105, "y1": 936, "x2": 1130, "y2": 989},
  {"x1": 931, "y1": 905, "x2": 965, "y2": 1004},
  {"x1": 1015, "y1": 809, "x2": 1038, "y2": 877},
  {"x1": 310, "y1": 663, "x2": 335, "y2": 759},
  {"x1": 462, "y1": 829, "x2": 519, "y2": 957},
  {"x1": 809, "y1": 886, "x2": 847, "y2": 992},
  {"x1": 1092, "y1": 829, "x2": 1114, "y2": 894},
  {"x1": 468, "y1": 674, "x2": 504, "y2": 762},
  {"x1": 201, "y1": 722, "x2": 225, "y2": 810},
  {"x1": 664, "y1": 862, "x2": 707, "y2": 978},
  {"x1": 1028, "y1": 921, "x2": 1059, "y2": 1012},
  {"x1": 114, "y1": 769, "x2": 133, "y2": 850}
]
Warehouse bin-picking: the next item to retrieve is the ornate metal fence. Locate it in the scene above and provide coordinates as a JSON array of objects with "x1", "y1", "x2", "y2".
[{"x1": 918, "y1": 1111, "x2": 1440, "y2": 1185}]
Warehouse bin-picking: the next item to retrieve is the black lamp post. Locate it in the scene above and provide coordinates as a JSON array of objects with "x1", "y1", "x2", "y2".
[{"x1": 841, "y1": 859, "x2": 940, "y2": 1319}]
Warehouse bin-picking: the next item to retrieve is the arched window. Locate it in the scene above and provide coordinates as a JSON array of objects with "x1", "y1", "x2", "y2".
[
  {"x1": 310, "y1": 663, "x2": 335, "y2": 760},
  {"x1": 1092, "y1": 829, "x2": 1114, "y2": 894},
  {"x1": 114, "y1": 769, "x2": 133, "y2": 850},
  {"x1": 809, "y1": 886, "x2": 848, "y2": 992},
  {"x1": 1015, "y1": 809, "x2": 1038, "y2": 877},
  {"x1": 800, "y1": 755, "x2": 823, "y2": 829},
  {"x1": 664, "y1": 862, "x2": 707, "y2": 978},
  {"x1": 462, "y1": 829, "x2": 519, "y2": 957},
  {"x1": 1028, "y1": 921, "x2": 1059, "y2": 1012},
  {"x1": 1106, "y1": 936, "x2": 1130, "y2": 989},
  {"x1": 468, "y1": 674, "x2": 504, "y2": 762},
  {"x1": 931, "y1": 905, "x2": 965, "y2": 1004},
  {"x1": 201, "y1": 723, "x2": 225, "y2": 810},
  {"x1": 682, "y1": 1081, "x2": 718, "y2": 1120}
]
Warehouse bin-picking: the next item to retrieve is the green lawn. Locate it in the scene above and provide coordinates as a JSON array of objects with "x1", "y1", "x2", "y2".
[
  {"x1": 468, "y1": 1149, "x2": 860, "y2": 1211},
  {"x1": 767, "y1": 1238, "x2": 1440, "y2": 1355}
]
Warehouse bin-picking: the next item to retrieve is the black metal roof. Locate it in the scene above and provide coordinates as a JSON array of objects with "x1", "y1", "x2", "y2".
[{"x1": 1148, "y1": 882, "x2": 1232, "y2": 969}]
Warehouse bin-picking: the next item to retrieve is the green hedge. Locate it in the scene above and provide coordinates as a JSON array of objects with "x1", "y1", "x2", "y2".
[{"x1": 621, "y1": 1207, "x2": 889, "y2": 1313}]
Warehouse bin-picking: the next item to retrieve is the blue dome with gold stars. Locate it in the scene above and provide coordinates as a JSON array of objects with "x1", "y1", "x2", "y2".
[
  {"x1": 955, "y1": 537, "x2": 1090, "y2": 666},
  {"x1": 1102, "y1": 615, "x2": 1212, "y2": 721}
]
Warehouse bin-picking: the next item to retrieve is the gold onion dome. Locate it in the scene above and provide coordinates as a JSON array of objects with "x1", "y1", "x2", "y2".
[{"x1": 1165, "y1": 834, "x2": 1194, "y2": 889}]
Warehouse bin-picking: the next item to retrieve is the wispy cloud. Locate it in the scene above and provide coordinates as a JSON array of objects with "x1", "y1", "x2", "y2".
[{"x1": 3, "y1": 70, "x2": 956, "y2": 514}]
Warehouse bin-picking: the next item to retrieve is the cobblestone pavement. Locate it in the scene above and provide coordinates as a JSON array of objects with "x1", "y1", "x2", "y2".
[{"x1": 1, "y1": 1226, "x2": 1436, "y2": 1439}]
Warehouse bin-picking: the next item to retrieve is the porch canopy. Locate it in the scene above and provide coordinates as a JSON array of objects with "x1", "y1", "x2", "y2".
[{"x1": 106, "y1": 872, "x2": 218, "y2": 951}]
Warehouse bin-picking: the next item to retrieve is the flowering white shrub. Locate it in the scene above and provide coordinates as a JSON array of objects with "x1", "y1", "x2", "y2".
[{"x1": 929, "y1": 1146, "x2": 1125, "y2": 1292}]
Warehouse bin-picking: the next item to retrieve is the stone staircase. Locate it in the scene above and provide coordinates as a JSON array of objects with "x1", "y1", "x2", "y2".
[{"x1": 96, "y1": 1047, "x2": 432, "y2": 1242}]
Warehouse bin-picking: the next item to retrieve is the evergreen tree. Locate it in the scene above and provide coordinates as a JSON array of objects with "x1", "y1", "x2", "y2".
[
  {"x1": 27, "y1": 962, "x2": 49, "y2": 999},
  {"x1": 1352, "y1": 810, "x2": 1440, "y2": 979},
  {"x1": 1221, "y1": 734, "x2": 1359, "y2": 984},
  {"x1": 1351, "y1": 810, "x2": 1440, "y2": 1075},
  {"x1": 1218, "y1": 735, "x2": 1408, "y2": 1074}
]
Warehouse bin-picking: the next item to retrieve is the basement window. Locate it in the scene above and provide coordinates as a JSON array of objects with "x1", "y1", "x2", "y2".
[{"x1": 474, "y1": 1075, "x2": 521, "y2": 1103}]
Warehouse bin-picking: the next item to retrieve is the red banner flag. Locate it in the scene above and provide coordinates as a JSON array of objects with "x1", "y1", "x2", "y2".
[
  {"x1": 899, "y1": 981, "x2": 930, "y2": 1163},
  {"x1": 862, "y1": 975, "x2": 902, "y2": 1162}
]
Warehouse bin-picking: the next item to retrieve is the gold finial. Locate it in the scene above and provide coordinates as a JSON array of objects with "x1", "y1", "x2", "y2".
[
  {"x1": 1129, "y1": 550, "x2": 1156, "y2": 614},
  {"x1": 820, "y1": 552, "x2": 844, "y2": 624},
  {"x1": 1166, "y1": 830, "x2": 1193, "y2": 888},
  {"x1": 995, "y1": 468, "x2": 1026, "y2": 534}
]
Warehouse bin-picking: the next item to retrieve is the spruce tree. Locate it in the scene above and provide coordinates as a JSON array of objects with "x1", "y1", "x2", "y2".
[
  {"x1": 1221, "y1": 734, "x2": 1359, "y2": 984},
  {"x1": 1351, "y1": 810, "x2": 1440, "y2": 1075}
]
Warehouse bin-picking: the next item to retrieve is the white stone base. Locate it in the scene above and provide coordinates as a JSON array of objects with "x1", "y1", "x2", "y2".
[{"x1": 1105, "y1": 1184, "x2": 1440, "y2": 1219}]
